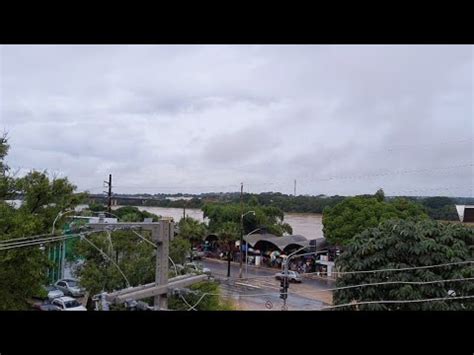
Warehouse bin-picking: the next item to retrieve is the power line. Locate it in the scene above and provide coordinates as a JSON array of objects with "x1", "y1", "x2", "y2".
[
  {"x1": 322, "y1": 295, "x2": 474, "y2": 310},
  {"x1": 285, "y1": 277, "x2": 474, "y2": 297},
  {"x1": 81, "y1": 234, "x2": 131, "y2": 288},
  {"x1": 238, "y1": 260, "x2": 474, "y2": 282}
]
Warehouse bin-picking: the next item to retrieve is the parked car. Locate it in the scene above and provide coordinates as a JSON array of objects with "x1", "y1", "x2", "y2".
[
  {"x1": 44, "y1": 285, "x2": 64, "y2": 300},
  {"x1": 192, "y1": 248, "x2": 205, "y2": 260},
  {"x1": 33, "y1": 285, "x2": 64, "y2": 301},
  {"x1": 32, "y1": 300, "x2": 61, "y2": 311},
  {"x1": 51, "y1": 297, "x2": 87, "y2": 311},
  {"x1": 275, "y1": 270, "x2": 302, "y2": 283},
  {"x1": 54, "y1": 278, "x2": 85, "y2": 297},
  {"x1": 185, "y1": 262, "x2": 211, "y2": 275},
  {"x1": 186, "y1": 249, "x2": 206, "y2": 261}
]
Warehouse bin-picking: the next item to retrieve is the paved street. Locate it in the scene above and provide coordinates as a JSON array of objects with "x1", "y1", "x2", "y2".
[{"x1": 201, "y1": 258, "x2": 335, "y2": 310}]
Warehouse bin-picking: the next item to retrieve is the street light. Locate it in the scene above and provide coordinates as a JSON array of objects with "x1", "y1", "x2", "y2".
[
  {"x1": 239, "y1": 210, "x2": 255, "y2": 279},
  {"x1": 244, "y1": 228, "x2": 262, "y2": 278},
  {"x1": 52, "y1": 209, "x2": 76, "y2": 235}
]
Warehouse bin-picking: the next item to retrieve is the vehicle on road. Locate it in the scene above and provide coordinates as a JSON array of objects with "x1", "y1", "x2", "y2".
[
  {"x1": 54, "y1": 278, "x2": 85, "y2": 297},
  {"x1": 51, "y1": 297, "x2": 87, "y2": 311},
  {"x1": 275, "y1": 271, "x2": 302, "y2": 283}
]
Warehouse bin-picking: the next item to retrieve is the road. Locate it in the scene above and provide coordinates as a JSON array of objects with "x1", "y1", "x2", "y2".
[{"x1": 201, "y1": 258, "x2": 335, "y2": 311}]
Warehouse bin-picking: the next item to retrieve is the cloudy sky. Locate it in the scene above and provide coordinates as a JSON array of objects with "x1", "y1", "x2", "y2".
[{"x1": 0, "y1": 45, "x2": 472, "y2": 197}]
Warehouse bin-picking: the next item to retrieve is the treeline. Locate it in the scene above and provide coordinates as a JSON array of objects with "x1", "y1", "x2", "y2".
[{"x1": 89, "y1": 192, "x2": 474, "y2": 221}]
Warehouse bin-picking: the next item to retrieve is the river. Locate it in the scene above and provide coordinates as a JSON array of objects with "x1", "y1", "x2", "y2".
[{"x1": 113, "y1": 206, "x2": 324, "y2": 240}]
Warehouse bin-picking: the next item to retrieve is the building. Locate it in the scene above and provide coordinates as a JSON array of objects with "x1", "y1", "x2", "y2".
[{"x1": 455, "y1": 205, "x2": 474, "y2": 223}]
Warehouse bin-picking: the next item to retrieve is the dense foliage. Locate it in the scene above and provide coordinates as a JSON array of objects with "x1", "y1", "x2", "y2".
[
  {"x1": 333, "y1": 219, "x2": 474, "y2": 310},
  {"x1": 112, "y1": 206, "x2": 160, "y2": 222},
  {"x1": 323, "y1": 192, "x2": 429, "y2": 246},
  {"x1": 177, "y1": 217, "x2": 207, "y2": 246},
  {"x1": 202, "y1": 202, "x2": 292, "y2": 236},
  {"x1": 421, "y1": 196, "x2": 459, "y2": 221},
  {"x1": 91, "y1": 191, "x2": 472, "y2": 222},
  {"x1": 0, "y1": 135, "x2": 85, "y2": 309}
]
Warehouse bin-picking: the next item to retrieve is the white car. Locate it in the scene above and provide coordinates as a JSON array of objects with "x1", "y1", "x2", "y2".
[
  {"x1": 185, "y1": 262, "x2": 211, "y2": 275},
  {"x1": 54, "y1": 278, "x2": 85, "y2": 297},
  {"x1": 44, "y1": 285, "x2": 64, "y2": 300},
  {"x1": 275, "y1": 270, "x2": 302, "y2": 283},
  {"x1": 51, "y1": 297, "x2": 87, "y2": 311}
]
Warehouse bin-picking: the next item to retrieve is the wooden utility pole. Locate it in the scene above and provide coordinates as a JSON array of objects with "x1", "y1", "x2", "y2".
[
  {"x1": 239, "y1": 182, "x2": 244, "y2": 278},
  {"x1": 294, "y1": 179, "x2": 296, "y2": 196},
  {"x1": 104, "y1": 174, "x2": 112, "y2": 213}
]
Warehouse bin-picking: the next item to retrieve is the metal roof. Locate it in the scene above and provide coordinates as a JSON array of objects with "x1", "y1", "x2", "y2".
[
  {"x1": 455, "y1": 205, "x2": 474, "y2": 223},
  {"x1": 244, "y1": 233, "x2": 310, "y2": 250}
]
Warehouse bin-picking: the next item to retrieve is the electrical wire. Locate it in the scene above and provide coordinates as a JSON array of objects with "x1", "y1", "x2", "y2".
[
  {"x1": 282, "y1": 277, "x2": 474, "y2": 297},
  {"x1": 80, "y1": 234, "x2": 131, "y2": 288},
  {"x1": 236, "y1": 260, "x2": 474, "y2": 282},
  {"x1": 0, "y1": 226, "x2": 141, "y2": 251},
  {"x1": 0, "y1": 232, "x2": 64, "y2": 244},
  {"x1": 322, "y1": 295, "x2": 474, "y2": 310}
]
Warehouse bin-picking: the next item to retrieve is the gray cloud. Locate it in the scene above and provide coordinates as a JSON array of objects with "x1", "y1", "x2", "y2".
[{"x1": 0, "y1": 45, "x2": 472, "y2": 196}]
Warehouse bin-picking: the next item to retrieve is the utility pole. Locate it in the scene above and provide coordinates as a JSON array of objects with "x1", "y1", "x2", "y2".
[
  {"x1": 104, "y1": 174, "x2": 112, "y2": 214},
  {"x1": 294, "y1": 179, "x2": 296, "y2": 196},
  {"x1": 87, "y1": 220, "x2": 174, "y2": 310},
  {"x1": 239, "y1": 182, "x2": 244, "y2": 279}
]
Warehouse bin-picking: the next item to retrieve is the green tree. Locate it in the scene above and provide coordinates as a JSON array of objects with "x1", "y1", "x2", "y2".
[
  {"x1": 74, "y1": 208, "x2": 162, "y2": 295},
  {"x1": 0, "y1": 136, "x2": 85, "y2": 309},
  {"x1": 322, "y1": 194, "x2": 428, "y2": 246},
  {"x1": 75, "y1": 230, "x2": 157, "y2": 296},
  {"x1": 421, "y1": 196, "x2": 458, "y2": 221},
  {"x1": 333, "y1": 219, "x2": 474, "y2": 310},
  {"x1": 202, "y1": 203, "x2": 292, "y2": 236},
  {"x1": 177, "y1": 217, "x2": 207, "y2": 247},
  {"x1": 374, "y1": 188, "x2": 385, "y2": 202},
  {"x1": 169, "y1": 236, "x2": 191, "y2": 265}
]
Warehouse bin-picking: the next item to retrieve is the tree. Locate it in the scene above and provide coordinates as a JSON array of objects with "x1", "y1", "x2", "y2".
[
  {"x1": 113, "y1": 206, "x2": 160, "y2": 222},
  {"x1": 73, "y1": 207, "x2": 164, "y2": 296},
  {"x1": 333, "y1": 219, "x2": 474, "y2": 310},
  {"x1": 202, "y1": 203, "x2": 292, "y2": 236},
  {"x1": 75, "y1": 230, "x2": 157, "y2": 296},
  {"x1": 177, "y1": 217, "x2": 207, "y2": 248},
  {"x1": 169, "y1": 236, "x2": 191, "y2": 265},
  {"x1": 421, "y1": 196, "x2": 458, "y2": 221},
  {"x1": 374, "y1": 188, "x2": 385, "y2": 202},
  {"x1": 0, "y1": 135, "x2": 85, "y2": 309},
  {"x1": 218, "y1": 221, "x2": 240, "y2": 277},
  {"x1": 322, "y1": 194, "x2": 428, "y2": 246}
]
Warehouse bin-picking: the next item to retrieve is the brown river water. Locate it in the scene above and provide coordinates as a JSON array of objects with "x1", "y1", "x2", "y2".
[{"x1": 114, "y1": 206, "x2": 324, "y2": 240}]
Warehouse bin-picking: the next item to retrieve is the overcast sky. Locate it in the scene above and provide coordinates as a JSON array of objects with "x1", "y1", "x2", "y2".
[{"x1": 0, "y1": 45, "x2": 472, "y2": 197}]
